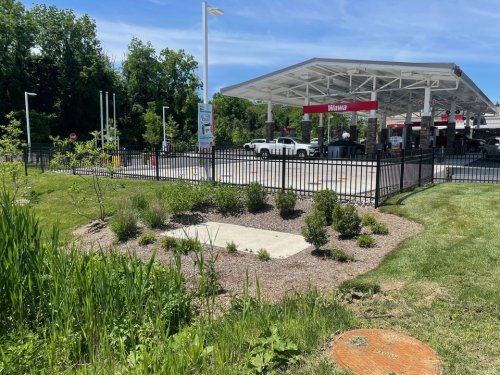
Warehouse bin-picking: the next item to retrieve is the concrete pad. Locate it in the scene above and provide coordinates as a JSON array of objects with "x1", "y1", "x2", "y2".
[{"x1": 162, "y1": 222, "x2": 310, "y2": 259}]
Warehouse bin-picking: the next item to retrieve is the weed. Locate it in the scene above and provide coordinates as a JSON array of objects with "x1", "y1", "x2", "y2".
[
  {"x1": 357, "y1": 234, "x2": 376, "y2": 248},
  {"x1": 339, "y1": 279, "x2": 381, "y2": 295},
  {"x1": 245, "y1": 182, "x2": 267, "y2": 212},
  {"x1": 138, "y1": 232, "x2": 156, "y2": 246},
  {"x1": 332, "y1": 204, "x2": 361, "y2": 238},
  {"x1": 226, "y1": 241, "x2": 238, "y2": 254},
  {"x1": 160, "y1": 236, "x2": 178, "y2": 251},
  {"x1": 370, "y1": 222, "x2": 389, "y2": 235},
  {"x1": 312, "y1": 189, "x2": 338, "y2": 225},
  {"x1": 178, "y1": 237, "x2": 202, "y2": 255},
  {"x1": 301, "y1": 211, "x2": 328, "y2": 251},
  {"x1": 275, "y1": 189, "x2": 297, "y2": 216},
  {"x1": 327, "y1": 248, "x2": 354, "y2": 262},
  {"x1": 257, "y1": 248, "x2": 271, "y2": 261},
  {"x1": 142, "y1": 192, "x2": 169, "y2": 228},
  {"x1": 131, "y1": 193, "x2": 148, "y2": 212},
  {"x1": 110, "y1": 200, "x2": 139, "y2": 241}
]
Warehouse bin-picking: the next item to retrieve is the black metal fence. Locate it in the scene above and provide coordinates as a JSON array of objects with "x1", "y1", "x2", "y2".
[{"x1": 22, "y1": 145, "x2": 499, "y2": 207}]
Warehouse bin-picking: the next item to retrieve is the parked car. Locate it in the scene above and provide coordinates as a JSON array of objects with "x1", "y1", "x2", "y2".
[
  {"x1": 254, "y1": 137, "x2": 319, "y2": 159},
  {"x1": 455, "y1": 133, "x2": 485, "y2": 152},
  {"x1": 482, "y1": 136, "x2": 500, "y2": 156},
  {"x1": 243, "y1": 138, "x2": 266, "y2": 151}
]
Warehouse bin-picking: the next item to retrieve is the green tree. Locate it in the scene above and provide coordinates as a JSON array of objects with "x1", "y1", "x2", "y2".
[
  {"x1": 143, "y1": 102, "x2": 162, "y2": 146},
  {"x1": 0, "y1": 112, "x2": 27, "y2": 197}
]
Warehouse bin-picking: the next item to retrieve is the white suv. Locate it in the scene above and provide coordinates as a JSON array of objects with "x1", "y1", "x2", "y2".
[{"x1": 482, "y1": 137, "x2": 500, "y2": 156}]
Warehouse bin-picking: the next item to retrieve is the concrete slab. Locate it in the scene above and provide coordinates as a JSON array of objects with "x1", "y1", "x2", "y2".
[{"x1": 162, "y1": 222, "x2": 310, "y2": 259}]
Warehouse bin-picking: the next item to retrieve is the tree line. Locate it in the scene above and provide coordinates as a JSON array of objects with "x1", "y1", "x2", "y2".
[{"x1": 1, "y1": 0, "x2": 363, "y2": 148}]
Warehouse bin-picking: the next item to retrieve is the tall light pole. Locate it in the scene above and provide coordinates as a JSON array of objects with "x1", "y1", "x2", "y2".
[
  {"x1": 24, "y1": 91, "x2": 37, "y2": 150},
  {"x1": 105, "y1": 91, "x2": 109, "y2": 145},
  {"x1": 162, "y1": 106, "x2": 169, "y2": 151},
  {"x1": 202, "y1": 1, "x2": 223, "y2": 104},
  {"x1": 99, "y1": 90, "x2": 104, "y2": 147},
  {"x1": 113, "y1": 93, "x2": 117, "y2": 150}
]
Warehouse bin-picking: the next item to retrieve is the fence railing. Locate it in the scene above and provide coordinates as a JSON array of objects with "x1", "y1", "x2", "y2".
[{"x1": 23, "y1": 145, "x2": 499, "y2": 207}]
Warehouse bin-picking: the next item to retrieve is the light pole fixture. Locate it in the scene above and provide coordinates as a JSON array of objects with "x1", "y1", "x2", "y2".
[
  {"x1": 327, "y1": 115, "x2": 333, "y2": 144},
  {"x1": 162, "y1": 106, "x2": 169, "y2": 151},
  {"x1": 24, "y1": 91, "x2": 37, "y2": 150},
  {"x1": 100, "y1": 90, "x2": 104, "y2": 147},
  {"x1": 202, "y1": 1, "x2": 223, "y2": 105}
]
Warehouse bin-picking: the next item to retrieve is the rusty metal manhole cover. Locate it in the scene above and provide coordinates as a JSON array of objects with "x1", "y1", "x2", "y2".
[{"x1": 331, "y1": 329, "x2": 443, "y2": 375}]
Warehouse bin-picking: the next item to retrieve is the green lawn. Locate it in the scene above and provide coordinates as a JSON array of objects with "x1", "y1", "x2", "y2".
[{"x1": 347, "y1": 183, "x2": 500, "y2": 374}]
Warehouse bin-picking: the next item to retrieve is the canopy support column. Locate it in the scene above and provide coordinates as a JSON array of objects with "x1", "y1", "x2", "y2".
[
  {"x1": 380, "y1": 113, "x2": 388, "y2": 145},
  {"x1": 420, "y1": 84, "x2": 432, "y2": 149},
  {"x1": 403, "y1": 103, "x2": 413, "y2": 150},
  {"x1": 265, "y1": 100, "x2": 274, "y2": 142},
  {"x1": 349, "y1": 112, "x2": 358, "y2": 141},
  {"x1": 366, "y1": 91, "x2": 378, "y2": 155},
  {"x1": 464, "y1": 110, "x2": 471, "y2": 137},
  {"x1": 446, "y1": 99, "x2": 457, "y2": 153},
  {"x1": 318, "y1": 113, "x2": 324, "y2": 155},
  {"x1": 302, "y1": 97, "x2": 311, "y2": 143}
]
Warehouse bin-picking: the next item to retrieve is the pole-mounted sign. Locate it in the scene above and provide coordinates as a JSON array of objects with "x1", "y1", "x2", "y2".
[
  {"x1": 198, "y1": 103, "x2": 214, "y2": 148},
  {"x1": 303, "y1": 100, "x2": 378, "y2": 114}
]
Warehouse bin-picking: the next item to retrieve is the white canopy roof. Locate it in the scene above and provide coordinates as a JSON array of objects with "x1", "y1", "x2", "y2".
[{"x1": 221, "y1": 58, "x2": 497, "y2": 117}]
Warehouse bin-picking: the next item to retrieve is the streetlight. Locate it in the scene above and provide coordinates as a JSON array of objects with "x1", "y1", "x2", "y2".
[
  {"x1": 327, "y1": 115, "x2": 333, "y2": 144},
  {"x1": 24, "y1": 91, "x2": 37, "y2": 150},
  {"x1": 162, "y1": 106, "x2": 169, "y2": 151},
  {"x1": 202, "y1": 1, "x2": 223, "y2": 104}
]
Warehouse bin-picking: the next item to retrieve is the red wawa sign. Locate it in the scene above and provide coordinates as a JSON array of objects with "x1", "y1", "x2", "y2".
[{"x1": 303, "y1": 101, "x2": 378, "y2": 114}]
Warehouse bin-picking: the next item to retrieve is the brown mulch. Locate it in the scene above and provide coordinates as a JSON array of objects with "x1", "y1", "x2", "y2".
[{"x1": 74, "y1": 199, "x2": 422, "y2": 302}]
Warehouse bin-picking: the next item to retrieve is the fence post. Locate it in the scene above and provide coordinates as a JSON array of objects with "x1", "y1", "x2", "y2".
[
  {"x1": 374, "y1": 150, "x2": 381, "y2": 208},
  {"x1": 399, "y1": 148, "x2": 405, "y2": 193},
  {"x1": 418, "y1": 148, "x2": 423, "y2": 186},
  {"x1": 155, "y1": 149, "x2": 160, "y2": 181},
  {"x1": 40, "y1": 148, "x2": 45, "y2": 173},
  {"x1": 23, "y1": 148, "x2": 28, "y2": 176},
  {"x1": 281, "y1": 146, "x2": 286, "y2": 190},
  {"x1": 211, "y1": 145, "x2": 216, "y2": 182}
]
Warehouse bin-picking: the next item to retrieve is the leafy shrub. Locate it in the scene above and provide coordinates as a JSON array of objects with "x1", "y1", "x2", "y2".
[
  {"x1": 339, "y1": 279, "x2": 381, "y2": 295},
  {"x1": 275, "y1": 189, "x2": 297, "y2": 216},
  {"x1": 143, "y1": 193, "x2": 169, "y2": 228},
  {"x1": 110, "y1": 200, "x2": 139, "y2": 241},
  {"x1": 163, "y1": 182, "x2": 196, "y2": 214},
  {"x1": 312, "y1": 189, "x2": 338, "y2": 225},
  {"x1": 138, "y1": 232, "x2": 156, "y2": 246},
  {"x1": 191, "y1": 181, "x2": 215, "y2": 210},
  {"x1": 361, "y1": 214, "x2": 377, "y2": 227},
  {"x1": 214, "y1": 184, "x2": 243, "y2": 214},
  {"x1": 245, "y1": 182, "x2": 267, "y2": 212},
  {"x1": 328, "y1": 248, "x2": 354, "y2": 262},
  {"x1": 257, "y1": 248, "x2": 271, "y2": 261},
  {"x1": 332, "y1": 204, "x2": 361, "y2": 238},
  {"x1": 178, "y1": 237, "x2": 202, "y2": 255},
  {"x1": 301, "y1": 211, "x2": 328, "y2": 250},
  {"x1": 160, "y1": 236, "x2": 178, "y2": 251},
  {"x1": 226, "y1": 241, "x2": 238, "y2": 254},
  {"x1": 371, "y1": 222, "x2": 389, "y2": 235},
  {"x1": 356, "y1": 234, "x2": 376, "y2": 248}
]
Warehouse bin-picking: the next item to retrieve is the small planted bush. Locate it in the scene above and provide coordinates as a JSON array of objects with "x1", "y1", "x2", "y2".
[
  {"x1": 257, "y1": 248, "x2": 271, "y2": 261},
  {"x1": 160, "y1": 236, "x2": 178, "y2": 251},
  {"x1": 357, "y1": 234, "x2": 376, "y2": 248},
  {"x1": 328, "y1": 248, "x2": 354, "y2": 262},
  {"x1": 178, "y1": 237, "x2": 202, "y2": 255},
  {"x1": 361, "y1": 214, "x2": 377, "y2": 227},
  {"x1": 138, "y1": 232, "x2": 156, "y2": 246},
  {"x1": 275, "y1": 189, "x2": 297, "y2": 216},
  {"x1": 143, "y1": 193, "x2": 169, "y2": 228},
  {"x1": 226, "y1": 241, "x2": 238, "y2": 254},
  {"x1": 214, "y1": 184, "x2": 244, "y2": 214},
  {"x1": 371, "y1": 222, "x2": 389, "y2": 235},
  {"x1": 110, "y1": 200, "x2": 139, "y2": 241},
  {"x1": 163, "y1": 182, "x2": 196, "y2": 214},
  {"x1": 301, "y1": 211, "x2": 328, "y2": 251},
  {"x1": 191, "y1": 181, "x2": 215, "y2": 210},
  {"x1": 332, "y1": 204, "x2": 361, "y2": 238},
  {"x1": 245, "y1": 182, "x2": 267, "y2": 212},
  {"x1": 312, "y1": 189, "x2": 338, "y2": 225}
]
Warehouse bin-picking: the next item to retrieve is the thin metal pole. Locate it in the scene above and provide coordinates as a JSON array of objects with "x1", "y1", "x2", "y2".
[
  {"x1": 113, "y1": 93, "x2": 117, "y2": 150},
  {"x1": 105, "y1": 91, "x2": 109, "y2": 145},
  {"x1": 202, "y1": 1, "x2": 208, "y2": 104},
  {"x1": 374, "y1": 150, "x2": 381, "y2": 207},
  {"x1": 100, "y1": 90, "x2": 104, "y2": 147},
  {"x1": 24, "y1": 92, "x2": 31, "y2": 150}
]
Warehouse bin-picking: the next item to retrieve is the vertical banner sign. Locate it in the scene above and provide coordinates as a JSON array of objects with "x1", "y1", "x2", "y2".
[{"x1": 198, "y1": 103, "x2": 214, "y2": 148}]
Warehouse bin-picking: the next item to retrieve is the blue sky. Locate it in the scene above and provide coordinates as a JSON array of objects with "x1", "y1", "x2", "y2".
[{"x1": 22, "y1": 0, "x2": 500, "y2": 104}]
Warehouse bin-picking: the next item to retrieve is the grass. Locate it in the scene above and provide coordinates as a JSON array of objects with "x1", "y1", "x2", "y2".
[{"x1": 345, "y1": 183, "x2": 500, "y2": 374}]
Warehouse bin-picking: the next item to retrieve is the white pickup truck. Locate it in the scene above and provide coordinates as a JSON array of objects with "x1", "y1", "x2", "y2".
[{"x1": 254, "y1": 137, "x2": 319, "y2": 159}]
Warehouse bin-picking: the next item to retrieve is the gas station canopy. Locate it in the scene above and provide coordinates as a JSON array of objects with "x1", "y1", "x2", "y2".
[{"x1": 220, "y1": 58, "x2": 497, "y2": 116}]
